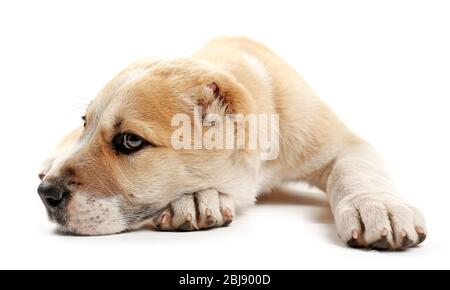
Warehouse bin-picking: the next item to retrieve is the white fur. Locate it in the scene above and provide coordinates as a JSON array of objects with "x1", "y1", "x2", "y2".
[
  {"x1": 329, "y1": 143, "x2": 426, "y2": 247},
  {"x1": 243, "y1": 53, "x2": 272, "y2": 94},
  {"x1": 65, "y1": 194, "x2": 125, "y2": 235}
]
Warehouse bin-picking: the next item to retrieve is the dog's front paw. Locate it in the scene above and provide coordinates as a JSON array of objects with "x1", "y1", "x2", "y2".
[
  {"x1": 335, "y1": 193, "x2": 427, "y2": 250},
  {"x1": 154, "y1": 189, "x2": 235, "y2": 231}
]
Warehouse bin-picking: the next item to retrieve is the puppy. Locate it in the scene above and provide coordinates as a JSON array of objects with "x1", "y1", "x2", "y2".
[{"x1": 38, "y1": 37, "x2": 426, "y2": 250}]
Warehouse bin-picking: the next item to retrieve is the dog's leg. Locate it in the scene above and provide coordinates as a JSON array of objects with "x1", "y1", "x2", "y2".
[
  {"x1": 154, "y1": 189, "x2": 235, "y2": 231},
  {"x1": 318, "y1": 141, "x2": 426, "y2": 250},
  {"x1": 38, "y1": 127, "x2": 83, "y2": 180}
]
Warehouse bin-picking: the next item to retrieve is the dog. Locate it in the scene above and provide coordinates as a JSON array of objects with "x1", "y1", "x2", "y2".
[{"x1": 38, "y1": 37, "x2": 426, "y2": 250}]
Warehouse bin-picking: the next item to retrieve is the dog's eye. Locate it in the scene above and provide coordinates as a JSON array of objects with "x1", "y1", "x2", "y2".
[
  {"x1": 113, "y1": 133, "x2": 148, "y2": 154},
  {"x1": 123, "y1": 134, "x2": 143, "y2": 149}
]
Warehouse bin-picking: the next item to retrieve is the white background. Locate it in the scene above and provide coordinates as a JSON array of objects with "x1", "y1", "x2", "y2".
[{"x1": 0, "y1": 0, "x2": 449, "y2": 269}]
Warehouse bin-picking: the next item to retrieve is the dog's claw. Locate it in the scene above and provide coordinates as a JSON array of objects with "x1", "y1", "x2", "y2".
[
  {"x1": 416, "y1": 226, "x2": 425, "y2": 234},
  {"x1": 347, "y1": 230, "x2": 360, "y2": 248},
  {"x1": 347, "y1": 238, "x2": 359, "y2": 248},
  {"x1": 400, "y1": 230, "x2": 407, "y2": 238},
  {"x1": 176, "y1": 213, "x2": 195, "y2": 231},
  {"x1": 370, "y1": 236, "x2": 390, "y2": 250},
  {"x1": 206, "y1": 217, "x2": 217, "y2": 228},
  {"x1": 161, "y1": 214, "x2": 168, "y2": 225},
  {"x1": 401, "y1": 236, "x2": 415, "y2": 249},
  {"x1": 223, "y1": 208, "x2": 232, "y2": 219},
  {"x1": 154, "y1": 212, "x2": 170, "y2": 230},
  {"x1": 178, "y1": 220, "x2": 194, "y2": 231},
  {"x1": 352, "y1": 229, "x2": 359, "y2": 240},
  {"x1": 418, "y1": 233, "x2": 427, "y2": 244},
  {"x1": 222, "y1": 208, "x2": 233, "y2": 226},
  {"x1": 415, "y1": 226, "x2": 426, "y2": 244},
  {"x1": 205, "y1": 209, "x2": 212, "y2": 218},
  {"x1": 223, "y1": 220, "x2": 232, "y2": 227}
]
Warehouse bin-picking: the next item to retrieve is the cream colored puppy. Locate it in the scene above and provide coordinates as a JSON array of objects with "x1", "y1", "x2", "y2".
[{"x1": 38, "y1": 37, "x2": 426, "y2": 250}]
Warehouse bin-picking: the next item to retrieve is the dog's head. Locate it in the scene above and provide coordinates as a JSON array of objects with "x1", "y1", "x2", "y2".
[{"x1": 37, "y1": 58, "x2": 259, "y2": 235}]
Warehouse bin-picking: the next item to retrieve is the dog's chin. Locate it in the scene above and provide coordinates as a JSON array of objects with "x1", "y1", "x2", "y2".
[
  {"x1": 55, "y1": 223, "x2": 126, "y2": 236},
  {"x1": 48, "y1": 207, "x2": 129, "y2": 236},
  {"x1": 52, "y1": 217, "x2": 128, "y2": 236}
]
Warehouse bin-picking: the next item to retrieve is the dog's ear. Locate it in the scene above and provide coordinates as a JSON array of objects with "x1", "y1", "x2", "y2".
[
  {"x1": 196, "y1": 77, "x2": 254, "y2": 118},
  {"x1": 198, "y1": 82, "x2": 232, "y2": 117}
]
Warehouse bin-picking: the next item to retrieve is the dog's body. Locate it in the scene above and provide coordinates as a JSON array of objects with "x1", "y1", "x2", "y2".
[{"x1": 38, "y1": 37, "x2": 426, "y2": 249}]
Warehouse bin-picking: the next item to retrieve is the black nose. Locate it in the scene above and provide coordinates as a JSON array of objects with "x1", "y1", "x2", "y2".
[{"x1": 37, "y1": 181, "x2": 69, "y2": 209}]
